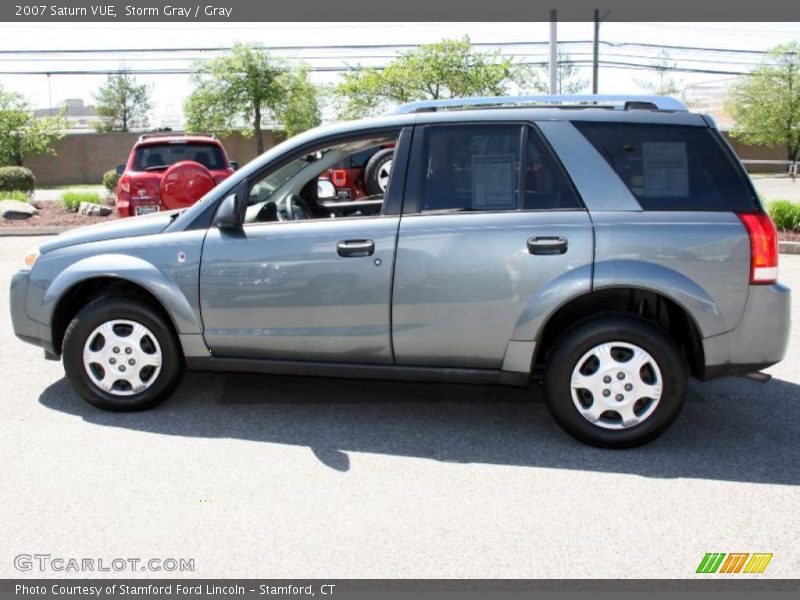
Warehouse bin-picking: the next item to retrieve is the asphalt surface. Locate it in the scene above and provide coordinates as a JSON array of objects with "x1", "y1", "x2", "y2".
[
  {"x1": 1, "y1": 235, "x2": 798, "y2": 579},
  {"x1": 751, "y1": 176, "x2": 800, "y2": 203}
]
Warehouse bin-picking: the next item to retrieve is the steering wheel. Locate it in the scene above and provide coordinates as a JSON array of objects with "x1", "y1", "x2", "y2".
[{"x1": 282, "y1": 194, "x2": 312, "y2": 220}]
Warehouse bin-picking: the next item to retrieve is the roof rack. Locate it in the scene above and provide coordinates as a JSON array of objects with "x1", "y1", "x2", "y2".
[
  {"x1": 393, "y1": 94, "x2": 687, "y2": 114},
  {"x1": 138, "y1": 131, "x2": 217, "y2": 142}
]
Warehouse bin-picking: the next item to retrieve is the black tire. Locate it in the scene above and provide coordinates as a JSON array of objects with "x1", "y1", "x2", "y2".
[
  {"x1": 62, "y1": 297, "x2": 184, "y2": 411},
  {"x1": 363, "y1": 148, "x2": 394, "y2": 196},
  {"x1": 543, "y1": 315, "x2": 687, "y2": 448}
]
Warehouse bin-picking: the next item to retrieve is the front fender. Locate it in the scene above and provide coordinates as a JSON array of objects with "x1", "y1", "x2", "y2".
[{"x1": 37, "y1": 253, "x2": 202, "y2": 335}]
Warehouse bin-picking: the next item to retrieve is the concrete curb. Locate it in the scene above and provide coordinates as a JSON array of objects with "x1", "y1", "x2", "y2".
[
  {"x1": 0, "y1": 227, "x2": 72, "y2": 236},
  {"x1": 779, "y1": 241, "x2": 800, "y2": 255}
]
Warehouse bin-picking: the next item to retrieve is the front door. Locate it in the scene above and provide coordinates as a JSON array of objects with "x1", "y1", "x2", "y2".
[
  {"x1": 199, "y1": 128, "x2": 409, "y2": 364},
  {"x1": 200, "y1": 217, "x2": 399, "y2": 363}
]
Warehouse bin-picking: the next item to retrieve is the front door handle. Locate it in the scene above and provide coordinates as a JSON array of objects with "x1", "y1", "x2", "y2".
[
  {"x1": 527, "y1": 236, "x2": 568, "y2": 255},
  {"x1": 337, "y1": 239, "x2": 375, "y2": 257}
]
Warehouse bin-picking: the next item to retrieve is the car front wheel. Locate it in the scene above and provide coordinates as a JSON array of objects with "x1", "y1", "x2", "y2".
[
  {"x1": 544, "y1": 316, "x2": 687, "y2": 448},
  {"x1": 62, "y1": 297, "x2": 184, "y2": 411}
]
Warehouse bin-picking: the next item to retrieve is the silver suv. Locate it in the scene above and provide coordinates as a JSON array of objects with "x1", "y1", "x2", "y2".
[{"x1": 10, "y1": 95, "x2": 791, "y2": 447}]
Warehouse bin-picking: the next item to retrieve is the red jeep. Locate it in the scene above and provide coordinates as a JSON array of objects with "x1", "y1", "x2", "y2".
[
  {"x1": 319, "y1": 144, "x2": 394, "y2": 201},
  {"x1": 115, "y1": 133, "x2": 236, "y2": 217}
]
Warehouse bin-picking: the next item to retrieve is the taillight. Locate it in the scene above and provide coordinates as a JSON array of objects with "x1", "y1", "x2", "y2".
[
  {"x1": 332, "y1": 169, "x2": 347, "y2": 187},
  {"x1": 738, "y1": 212, "x2": 778, "y2": 284},
  {"x1": 119, "y1": 175, "x2": 130, "y2": 194}
]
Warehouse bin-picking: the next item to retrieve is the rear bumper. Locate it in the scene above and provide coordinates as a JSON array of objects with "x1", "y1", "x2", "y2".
[
  {"x1": 116, "y1": 195, "x2": 161, "y2": 218},
  {"x1": 702, "y1": 283, "x2": 791, "y2": 379}
]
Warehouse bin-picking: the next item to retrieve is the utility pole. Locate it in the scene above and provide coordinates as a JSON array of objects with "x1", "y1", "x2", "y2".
[
  {"x1": 592, "y1": 10, "x2": 600, "y2": 94},
  {"x1": 549, "y1": 10, "x2": 558, "y2": 94}
]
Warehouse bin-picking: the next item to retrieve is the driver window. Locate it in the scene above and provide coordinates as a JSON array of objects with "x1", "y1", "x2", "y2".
[{"x1": 244, "y1": 133, "x2": 398, "y2": 225}]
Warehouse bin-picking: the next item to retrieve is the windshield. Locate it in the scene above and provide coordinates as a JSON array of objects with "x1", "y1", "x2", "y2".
[{"x1": 133, "y1": 143, "x2": 227, "y2": 171}]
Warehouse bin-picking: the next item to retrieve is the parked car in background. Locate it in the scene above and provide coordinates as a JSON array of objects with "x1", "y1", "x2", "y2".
[
  {"x1": 115, "y1": 133, "x2": 237, "y2": 217},
  {"x1": 11, "y1": 95, "x2": 790, "y2": 448},
  {"x1": 318, "y1": 144, "x2": 394, "y2": 200}
]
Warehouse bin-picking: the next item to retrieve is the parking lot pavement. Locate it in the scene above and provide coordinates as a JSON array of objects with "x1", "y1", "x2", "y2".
[
  {"x1": 1, "y1": 235, "x2": 798, "y2": 579},
  {"x1": 752, "y1": 176, "x2": 800, "y2": 202}
]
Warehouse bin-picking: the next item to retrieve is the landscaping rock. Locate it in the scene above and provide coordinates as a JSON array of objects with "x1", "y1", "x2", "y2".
[
  {"x1": 78, "y1": 202, "x2": 112, "y2": 217},
  {"x1": 0, "y1": 199, "x2": 39, "y2": 220}
]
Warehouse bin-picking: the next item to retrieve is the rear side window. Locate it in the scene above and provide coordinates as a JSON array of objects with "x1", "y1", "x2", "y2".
[
  {"x1": 418, "y1": 125, "x2": 581, "y2": 212},
  {"x1": 573, "y1": 122, "x2": 757, "y2": 211},
  {"x1": 133, "y1": 143, "x2": 226, "y2": 171}
]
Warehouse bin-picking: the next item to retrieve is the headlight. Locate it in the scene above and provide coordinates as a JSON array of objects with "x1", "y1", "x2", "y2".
[{"x1": 20, "y1": 247, "x2": 39, "y2": 271}]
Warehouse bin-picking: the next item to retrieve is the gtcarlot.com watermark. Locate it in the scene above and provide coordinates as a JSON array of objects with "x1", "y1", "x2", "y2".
[{"x1": 14, "y1": 553, "x2": 195, "y2": 573}]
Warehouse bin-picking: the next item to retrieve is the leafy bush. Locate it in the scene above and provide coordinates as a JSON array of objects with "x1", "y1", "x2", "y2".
[
  {"x1": 0, "y1": 190, "x2": 31, "y2": 202},
  {"x1": 0, "y1": 166, "x2": 35, "y2": 193},
  {"x1": 61, "y1": 190, "x2": 102, "y2": 212},
  {"x1": 768, "y1": 200, "x2": 800, "y2": 231},
  {"x1": 102, "y1": 169, "x2": 120, "y2": 193}
]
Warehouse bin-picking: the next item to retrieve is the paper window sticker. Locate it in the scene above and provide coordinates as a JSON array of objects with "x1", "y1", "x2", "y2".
[
  {"x1": 472, "y1": 154, "x2": 516, "y2": 209},
  {"x1": 642, "y1": 141, "x2": 690, "y2": 198}
]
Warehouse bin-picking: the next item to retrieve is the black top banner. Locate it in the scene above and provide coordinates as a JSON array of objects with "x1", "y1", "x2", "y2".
[{"x1": 2, "y1": 0, "x2": 800, "y2": 22}]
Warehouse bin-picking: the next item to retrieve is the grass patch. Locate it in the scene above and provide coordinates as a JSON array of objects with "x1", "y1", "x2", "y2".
[
  {"x1": 61, "y1": 189, "x2": 102, "y2": 212},
  {"x1": 767, "y1": 199, "x2": 800, "y2": 231},
  {"x1": 0, "y1": 190, "x2": 32, "y2": 202}
]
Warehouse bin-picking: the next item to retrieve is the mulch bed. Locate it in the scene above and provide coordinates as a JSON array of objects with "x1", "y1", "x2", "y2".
[
  {"x1": 0, "y1": 200, "x2": 119, "y2": 228},
  {"x1": 778, "y1": 230, "x2": 800, "y2": 242}
]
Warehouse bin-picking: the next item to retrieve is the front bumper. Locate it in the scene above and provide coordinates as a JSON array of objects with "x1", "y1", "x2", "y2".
[
  {"x1": 703, "y1": 283, "x2": 791, "y2": 379},
  {"x1": 10, "y1": 270, "x2": 56, "y2": 357}
]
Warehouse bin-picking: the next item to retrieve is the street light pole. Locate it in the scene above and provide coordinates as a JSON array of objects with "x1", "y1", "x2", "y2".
[{"x1": 549, "y1": 10, "x2": 558, "y2": 94}]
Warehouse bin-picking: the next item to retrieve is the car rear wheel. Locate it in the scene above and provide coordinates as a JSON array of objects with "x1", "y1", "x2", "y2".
[
  {"x1": 543, "y1": 316, "x2": 687, "y2": 448},
  {"x1": 62, "y1": 297, "x2": 184, "y2": 411}
]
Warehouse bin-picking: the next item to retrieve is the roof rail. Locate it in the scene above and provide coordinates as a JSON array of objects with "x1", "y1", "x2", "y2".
[
  {"x1": 138, "y1": 131, "x2": 217, "y2": 142},
  {"x1": 393, "y1": 94, "x2": 687, "y2": 114}
]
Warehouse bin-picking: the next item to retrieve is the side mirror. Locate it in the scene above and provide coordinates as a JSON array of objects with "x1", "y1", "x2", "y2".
[
  {"x1": 317, "y1": 179, "x2": 336, "y2": 199},
  {"x1": 230, "y1": 161, "x2": 239, "y2": 171},
  {"x1": 115, "y1": 164, "x2": 125, "y2": 175},
  {"x1": 215, "y1": 193, "x2": 240, "y2": 230}
]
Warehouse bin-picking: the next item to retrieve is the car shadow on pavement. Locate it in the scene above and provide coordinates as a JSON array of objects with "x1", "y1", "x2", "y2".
[{"x1": 38, "y1": 371, "x2": 800, "y2": 485}]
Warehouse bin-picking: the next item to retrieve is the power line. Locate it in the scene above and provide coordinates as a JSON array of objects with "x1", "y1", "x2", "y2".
[
  {"x1": 0, "y1": 39, "x2": 787, "y2": 56},
  {"x1": 0, "y1": 60, "x2": 753, "y2": 77},
  {"x1": 0, "y1": 52, "x2": 770, "y2": 67}
]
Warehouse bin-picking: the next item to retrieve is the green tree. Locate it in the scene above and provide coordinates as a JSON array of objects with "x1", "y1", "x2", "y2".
[
  {"x1": 335, "y1": 37, "x2": 543, "y2": 119},
  {"x1": 553, "y1": 52, "x2": 588, "y2": 94},
  {"x1": 0, "y1": 87, "x2": 67, "y2": 166},
  {"x1": 635, "y1": 50, "x2": 682, "y2": 97},
  {"x1": 185, "y1": 43, "x2": 321, "y2": 155},
  {"x1": 93, "y1": 68, "x2": 152, "y2": 132},
  {"x1": 727, "y1": 42, "x2": 800, "y2": 166}
]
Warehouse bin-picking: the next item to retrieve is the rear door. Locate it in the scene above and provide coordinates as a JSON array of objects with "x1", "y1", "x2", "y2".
[{"x1": 391, "y1": 123, "x2": 594, "y2": 369}]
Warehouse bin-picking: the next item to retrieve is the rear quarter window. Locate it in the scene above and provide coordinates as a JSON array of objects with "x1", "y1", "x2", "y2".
[{"x1": 573, "y1": 122, "x2": 758, "y2": 211}]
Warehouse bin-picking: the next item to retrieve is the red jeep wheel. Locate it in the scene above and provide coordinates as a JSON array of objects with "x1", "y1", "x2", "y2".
[{"x1": 160, "y1": 161, "x2": 215, "y2": 210}]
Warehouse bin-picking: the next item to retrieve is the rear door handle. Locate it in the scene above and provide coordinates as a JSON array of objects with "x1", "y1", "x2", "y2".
[
  {"x1": 527, "y1": 236, "x2": 568, "y2": 255},
  {"x1": 337, "y1": 239, "x2": 375, "y2": 257}
]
